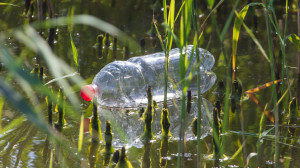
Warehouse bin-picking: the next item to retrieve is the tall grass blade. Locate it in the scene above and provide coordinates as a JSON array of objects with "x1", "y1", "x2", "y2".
[
  {"x1": 0, "y1": 76, "x2": 53, "y2": 135},
  {"x1": 0, "y1": 116, "x2": 24, "y2": 134},
  {"x1": 153, "y1": 22, "x2": 165, "y2": 52},
  {"x1": 177, "y1": 1, "x2": 194, "y2": 167},
  {"x1": 262, "y1": 1, "x2": 279, "y2": 166},
  {"x1": 199, "y1": 0, "x2": 224, "y2": 34},
  {"x1": 49, "y1": 149, "x2": 53, "y2": 168},
  {"x1": 230, "y1": 140, "x2": 246, "y2": 160},
  {"x1": 78, "y1": 114, "x2": 84, "y2": 152},
  {"x1": 14, "y1": 26, "x2": 82, "y2": 114},
  {"x1": 246, "y1": 153, "x2": 257, "y2": 167},
  {"x1": 45, "y1": 72, "x2": 79, "y2": 85},
  {"x1": 206, "y1": 0, "x2": 215, "y2": 9},
  {"x1": 0, "y1": 3, "x2": 18, "y2": 6},
  {"x1": 167, "y1": 0, "x2": 175, "y2": 51},
  {"x1": 70, "y1": 33, "x2": 79, "y2": 71},
  {"x1": 297, "y1": 0, "x2": 300, "y2": 102},
  {"x1": 0, "y1": 96, "x2": 4, "y2": 131},
  {"x1": 175, "y1": 1, "x2": 185, "y2": 22},
  {"x1": 232, "y1": 6, "x2": 249, "y2": 77},
  {"x1": 286, "y1": 34, "x2": 300, "y2": 51},
  {"x1": 220, "y1": 0, "x2": 239, "y2": 41}
]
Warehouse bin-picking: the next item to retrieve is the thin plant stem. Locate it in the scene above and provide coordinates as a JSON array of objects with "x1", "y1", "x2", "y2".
[
  {"x1": 177, "y1": 1, "x2": 193, "y2": 167},
  {"x1": 297, "y1": 0, "x2": 300, "y2": 102},
  {"x1": 192, "y1": 0, "x2": 202, "y2": 166},
  {"x1": 263, "y1": 0, "x2": 279, "y2": 166}
]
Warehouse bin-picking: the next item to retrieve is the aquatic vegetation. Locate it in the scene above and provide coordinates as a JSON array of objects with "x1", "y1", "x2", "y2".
[
  {"x1": 1, "y1": 0, "x2": 300, "y2": 167},
  {"x1": 140, "y1": 86, "x2": 154, "y2": 141}
]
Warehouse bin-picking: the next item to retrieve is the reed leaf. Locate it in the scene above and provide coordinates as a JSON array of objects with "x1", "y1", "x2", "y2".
[
  {"x1": 0, "y1": 116, "x2": 24, "y2": 134},
  {"x1": 175, "y1": 1, "x2": 185, "y2": 22},
  {"x1": 153, "y1": 22, "x2": 165, "y2": 53},
  {"x1": 70, "y1": 33, "x2": 79, "y2": 70},
  {"x1": 286, "y1": 34, "x2": 300, "y2": 51},
  {"x1": 14, "y1": 26, "x2": 83, "y2": 114},
  {"x1": 206, "y1": 0, "x2": 215, "y2": 9},
  {"x1": 263, "y1": 1, "x2": 279, "y2": 166},
  {"x1": 232, "y1": 6, "x2": 249, "y2": 72},
  {"x1": 0, "y1": 3, "x2": 18, "y2": 6},
  {"x1": 246, "y1": 153, "x2": 257, "y2": 167},
  {"x1": 78, "y1": 114, "x2": 84, "y2": 152},
  {"x1": 230, "y1": 140, "x2": 245, "y2": 160},
  {"x1": 167, "y1": 0, "x2": 175, "y2": 51},
  {"x1": 0, "y1": 96, "x2": 4, "y2": 131},
  {"x1": 0, "y1": 76, "x2": 53, "y2": 135},
  {"x1": 220, "y1": 0, "x2": 239, "y2": 41},
  {"x1": 199, "y1": 0, "x2": 224, "y2": 34}
]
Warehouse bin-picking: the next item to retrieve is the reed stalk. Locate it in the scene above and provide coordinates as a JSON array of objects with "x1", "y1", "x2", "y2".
[
  {"x1": 90, "y1": 97, "x2": 102, "y2": 142},
  {"x1": 211, "y1": 1, "x2": 240, "y2": 159},
  {"x1": 262, "y1": 0, "x2": 279, "y2": 166},
  {"x1": 141, "y1": 86, "x2": 154, "y2": 141},
  {"x1": 55, "y1": 88, "x2": 65, "y2": 132},
  {"x1": 47, "y1": 90, "x2": 53, "y2": 125},
  {"x1": 88, "y1": 141, "x2": 99, "y2": 168},
  {"x1": 102, "y1": 120, "x2": 114, "y2": 166},
  {"x1": 297, "y1": 0, "x2": 300, "y2": 102},
  {"x1": 191, "y1": 0, "x2": 203, "y2": 166},
  {"x1": 161, "y1": 108, "x2": 171, "y2": 137},
  {"x1": 213, "y1": 106, "x2": 220, "y2": 167},
  {"x1": 116, "y1": 147, "x2": 133, "y2": 168},
  {"x1": 159, "y1": 136, "x2": 169, "y2": 167},
  {"x1": 177, "y1": 1, "x2": 194, "y2": 167},
  {"x1": 97, "y1": 34, "x2": 103, "y2": 58},
  {"x1": 162, "y1": 0, "x2": 175, "y2": 108}
]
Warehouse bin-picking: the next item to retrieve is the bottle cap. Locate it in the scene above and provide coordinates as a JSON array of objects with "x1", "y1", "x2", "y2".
[{"x1": 81, "y1": 85, "x2": 97, "y2": 101}]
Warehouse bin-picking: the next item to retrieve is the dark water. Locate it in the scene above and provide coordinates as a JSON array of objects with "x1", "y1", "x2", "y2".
[{"x1": 1, "y1": 0, "x2": 300, "y2": 167}]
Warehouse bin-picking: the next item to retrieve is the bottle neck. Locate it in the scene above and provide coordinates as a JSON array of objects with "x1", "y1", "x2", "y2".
[{"x1": 91, "y1": 84, "x2": 99, "y2": 97}]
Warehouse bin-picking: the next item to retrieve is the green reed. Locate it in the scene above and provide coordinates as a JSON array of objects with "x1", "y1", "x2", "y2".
[
  {"x1": 263, "y1": 1, "x2": 279, "y2": 166},
  {"x1": 0, "y1": 10, "x2": 140, "y2": 166},
  {"x1": 154, "y1": 0, "x2": 175, "y2": 128},
  {"x1": 141, "y1": 86, "x2": 154, "y2": 141},
  {"x1": 232, "y1": 0, "x2": 296, "y2": 166},
  {"x1": 177, "y1": 1, "x2": 193, "y2": 167},
  {"x1": 191, "y1": 0, "x2": 205, "y2": 166},
  {"x1": 209, "y1": 0, "x2": 240, "y2": 162}
]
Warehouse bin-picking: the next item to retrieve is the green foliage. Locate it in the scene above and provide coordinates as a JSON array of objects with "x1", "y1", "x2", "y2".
[
  {"x1": 70, "y1": 33, "x2": 79, "y2": 71},
  {"x1": 0, "y1": 3, "x2": 18, "y2": 6},
  {"x1": 287, "y1": 34, "x2": 300, "y2": 51},
  {"x1": 0, "y1": 96, "x2": 4, "y2": 131},
  {"x1": 54, "y1": 88, "x2": 66, "y2": 132},
  {"x1": 78, "y1": 114, "x2": 84, "y2": 152},
  {"x1": 232, "y1": 5, "x2": 250, "y2": 71},
  {"x1": 206, "y1": 0, "x2": 215, "y2": 9},
  {"x1": 0, "y1": 116, "x2": 24, "y2": 134}
]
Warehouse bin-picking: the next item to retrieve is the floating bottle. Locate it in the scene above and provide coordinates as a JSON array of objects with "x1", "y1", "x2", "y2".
[{"x1": 81, "y1": 45, "x2": 216, "y2": 107}]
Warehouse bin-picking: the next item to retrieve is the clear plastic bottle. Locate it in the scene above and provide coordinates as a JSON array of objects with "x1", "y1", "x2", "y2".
[{"x1": 81, "y1": 45, "x2": 216, "y2": 107}]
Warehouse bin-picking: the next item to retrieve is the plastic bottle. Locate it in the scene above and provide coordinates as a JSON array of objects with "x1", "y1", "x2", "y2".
[{"x1": 81, "y1": 45, "x2": 216, "y2": 107}]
